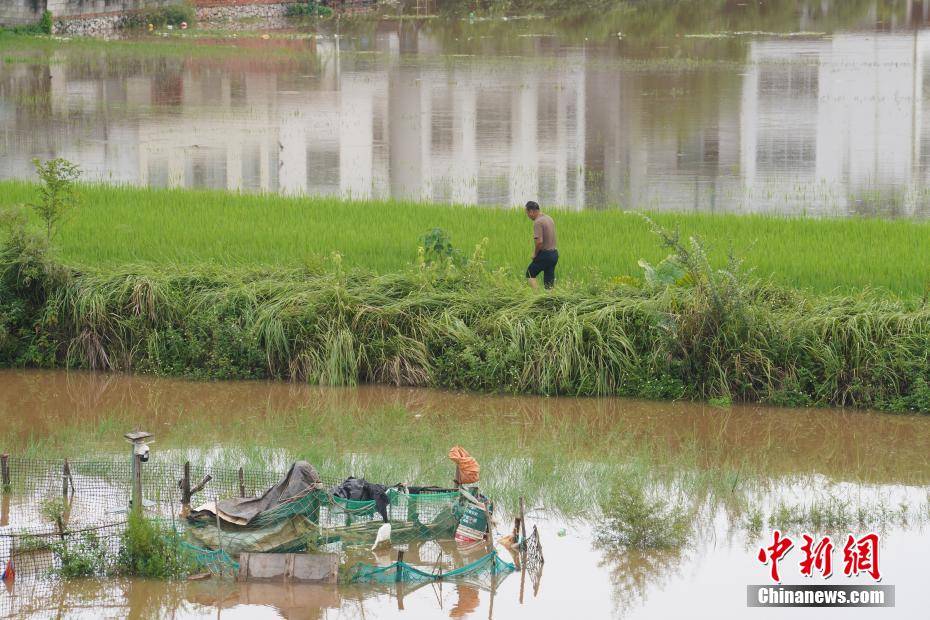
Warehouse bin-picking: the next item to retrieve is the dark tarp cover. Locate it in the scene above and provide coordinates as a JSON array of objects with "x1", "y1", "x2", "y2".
[
  {"x1": 189, "y1": 461, "x2": 323, "y2": 526},
  {"x1": 332, "y1": 477, "x2": 391, "y2": 522}
]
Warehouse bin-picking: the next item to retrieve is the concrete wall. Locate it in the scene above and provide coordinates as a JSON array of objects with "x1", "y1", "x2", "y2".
[
  {"x1": 0, "y1": 0, "x2": 294, "y2": 26},
  {"x1": 1, "y1": 0, "x2": 177, "y2": 25},
  {"x1": 0, "y1": 0, "x2": 45, "y2": 26}
]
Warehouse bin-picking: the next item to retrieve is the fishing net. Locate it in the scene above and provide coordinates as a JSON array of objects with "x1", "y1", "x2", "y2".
[
  {"x1": 350, "y1": 549, "x2": 516, "y2": 587},
  {"x1": 178, "y1": 540, "x2": 238, "y2": 575},
  {"x1": 185, "y1": 488, "x2": 465, "y2": 556}
]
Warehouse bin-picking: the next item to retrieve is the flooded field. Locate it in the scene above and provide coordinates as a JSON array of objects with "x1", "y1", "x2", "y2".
[
  {"x1": 1, "y1": 369, "x2": 929, "y2": 618},
  {"x1": 5, "y1": 4, "x2": 930, "y2": 215}
]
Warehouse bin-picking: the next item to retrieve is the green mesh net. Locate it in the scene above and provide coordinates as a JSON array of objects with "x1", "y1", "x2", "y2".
[
  {"x1": 178, "y1": 539, "x2": 238, "y2": 574},
  {"x1": 183, "y1": 488, "x2": 473, "y2": 565},
  {"x1": 350, "y1": 550, "x2": 516, "y2": 585}
]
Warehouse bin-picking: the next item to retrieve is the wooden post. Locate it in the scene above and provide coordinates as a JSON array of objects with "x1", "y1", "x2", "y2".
[
  {"x1": 131, "y1": 453, "x2": 143, "y2": 515},
  {"x1": 488, "y1": 567, "x2": 497, "y2": 619},
  {"x1": 0, "y1": 493, "x2": 8, "y2": 527},
  {"x1": 518, "y1": 497, "x2": 527, "y2": 546},
  {"x1": 215, "y1": 507, "x2": 225, "y2": 575},
  {"x1": 62, "y1": 459, "x2": 71, "y2": 498},
  {"x1": 238, "y1": 467, "x2": 245, "y2": 497},
  {"x1": 396, "y1": 550, "x2": 406, "y2": 610},
  {"x1": 190, "y1": 475, "x2": 212, "y2": 499},
  {"x1": 479, "y1": 500, "x2": 495, "y2": 554},
  {"x1": 512, "y1": 517, "x2": 521, "y2": 539},
  {"x1": 1, "y1": 454, "x2": 10, "y2": 492},
  {"x1": 179, "y1": 461, "x2": 191, "y2": 516}
]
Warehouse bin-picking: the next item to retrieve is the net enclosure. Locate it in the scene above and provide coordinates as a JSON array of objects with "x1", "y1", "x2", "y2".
[{"x1": 0, "y1": 454, "x2": 536, "y2": 588}]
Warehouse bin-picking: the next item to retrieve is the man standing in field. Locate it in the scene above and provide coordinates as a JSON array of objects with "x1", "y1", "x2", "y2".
[{"x1": 524, "y1": 201, "x2": 558, "y2": 289}]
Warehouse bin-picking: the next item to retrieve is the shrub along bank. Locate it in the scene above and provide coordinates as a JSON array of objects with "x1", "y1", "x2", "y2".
[{"x1": 3, "y1": 215, "x2": 930, "y2": 413}]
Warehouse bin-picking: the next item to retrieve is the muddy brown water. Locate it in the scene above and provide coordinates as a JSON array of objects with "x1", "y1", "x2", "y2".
[
  {"x1": 1, "y1": 369, "x2": 929, "y2": 618},
  {"x1": 2, "y1": 368, "x2": 930, "y2": 484},
  {"x1": 5, "y1": 5, "x2": 930, "y2": 215}
]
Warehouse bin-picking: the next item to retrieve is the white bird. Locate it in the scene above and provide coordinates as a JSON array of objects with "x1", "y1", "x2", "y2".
[{"x1": 371, "y1": 522, "x2": 392, "y2": 551}]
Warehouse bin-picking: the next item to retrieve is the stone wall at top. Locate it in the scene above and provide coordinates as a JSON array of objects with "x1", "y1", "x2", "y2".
[
  {"x1": 0, "y1": 0, "x2": 299, "y2": 27},
  {"x1": 47, "y1": 0, "x2": 177, "y2": 17}
]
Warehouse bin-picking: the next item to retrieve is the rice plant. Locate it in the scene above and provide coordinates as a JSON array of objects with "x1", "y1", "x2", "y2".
[{"x1": 2, "y1": 180, "x2": 928, "y2": 296}]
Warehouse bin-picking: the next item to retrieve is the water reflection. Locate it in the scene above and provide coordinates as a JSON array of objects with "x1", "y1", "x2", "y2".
[
  {"x1": 3, "y1": 369, "x2": 930, "y2": 618},
  {"x1": 7, "y1": 12, "x2": 930, "y2": 214}
]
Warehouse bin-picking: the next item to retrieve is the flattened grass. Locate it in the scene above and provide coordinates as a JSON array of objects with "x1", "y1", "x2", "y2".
[{"x1": 1, "y1": 180, "x2": 928, "y2": 296}]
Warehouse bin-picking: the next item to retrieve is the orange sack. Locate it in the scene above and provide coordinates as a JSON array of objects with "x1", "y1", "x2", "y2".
[{"x1": 448, "y1": 446, "x2": 480, "y2": 485}]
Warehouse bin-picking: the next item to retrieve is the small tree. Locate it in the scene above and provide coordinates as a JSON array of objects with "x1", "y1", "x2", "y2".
[{"x1": 29, "y1": 157, "x2": 81, "y2": 242}]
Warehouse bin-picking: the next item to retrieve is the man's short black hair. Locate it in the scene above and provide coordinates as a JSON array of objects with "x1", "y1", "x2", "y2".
[{"x1": 525, "y1": 201, "x2": 540, "y2": 211}]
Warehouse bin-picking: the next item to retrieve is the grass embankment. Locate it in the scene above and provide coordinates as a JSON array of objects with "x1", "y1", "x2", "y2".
[
  {"x1": 1, "y1": 180, "x2": 929, "y2": 296},
  {"x1": 3, "y1": 190, "x2": 930, "y2": 416}
]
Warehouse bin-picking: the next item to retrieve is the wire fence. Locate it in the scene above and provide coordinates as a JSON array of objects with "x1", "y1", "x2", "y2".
[
  {"x1": 0, "y1": 455, "x2": 303, "y2": 581},
  {"x1": 0, "y1": 457, "x2": 541, "y2": 618},
  {"x1": 0, "y1": 456, "x2": 461, "y2": 579}
]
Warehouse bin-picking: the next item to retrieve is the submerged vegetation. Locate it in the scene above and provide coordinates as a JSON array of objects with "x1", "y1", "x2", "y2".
[
  {"x1": 114, "y1": 514, "x2": 196, "y2": 579},
  {"x1": 596, "y1": 480, "x2": 691, "y2": 550},
  {"x1": 47, "y1": 515, "x2": 195, "y2": 579}
]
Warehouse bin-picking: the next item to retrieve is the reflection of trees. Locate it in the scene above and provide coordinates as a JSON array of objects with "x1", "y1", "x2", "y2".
[
  {"x1": 598, "y1": 546, "x2": 689, "y2": 619},
  {"x1": 435, "y1": 0, "x2": 918, "y2": 46},
  {"x1": 847, "y1": 188, "x2": 910, "y2": 219}
]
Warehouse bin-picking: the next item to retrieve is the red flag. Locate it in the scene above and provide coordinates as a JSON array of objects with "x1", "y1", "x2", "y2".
[{"x1": 1, "y1": 557, "x2": 14, "y2": 583}]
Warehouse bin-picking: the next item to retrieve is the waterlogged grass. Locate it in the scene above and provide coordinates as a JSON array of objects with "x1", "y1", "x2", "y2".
[
  {"x1": 4, "y1": 398, "x2": 927, "y2": 542},
  {"x1": 2, "y1": 180, "x2": 929, "y2": 296},
  {"x1": 0, "y1": 31, "x2": 290, "y2": 61}
]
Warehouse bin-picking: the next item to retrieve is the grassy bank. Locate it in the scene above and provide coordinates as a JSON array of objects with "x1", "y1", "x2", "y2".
[
  {"x1": 3, "y1": 201, "x2": 930, "y2": 414},
  {"x1": 2, "y1": 180, "x2": 930, "y2": 296}
]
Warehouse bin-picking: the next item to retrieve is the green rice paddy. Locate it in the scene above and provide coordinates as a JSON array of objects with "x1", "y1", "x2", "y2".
[{"x1": 1, "y1": 180, "x2": 927, "y2": 297}]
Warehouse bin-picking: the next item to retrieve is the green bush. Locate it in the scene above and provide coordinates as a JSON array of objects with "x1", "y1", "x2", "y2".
[
  {"x1": 54, "y1": 532, "x2": 108, "y2": 578},
  {"x1": 286, "y1": 1, "x2": 334, "y2": 17},
  {"x1": 39, "y1": 11, "x2": 52, "y2": 35},
  {"x1": 596, "y1": 481, "x2": 690, "y2": 550},
  {"x1": 0, "y1": 206, "x2": 65, "y2": 367},
  {"x1": 0, "y1": 10, "x2": 53, "y2": 35},
  {"x1": 115, "y1": 513, "x2": 194, "y2": 579},
  {"x1": 128, "y1": 3, "x2": 196, "y2": 28},
  {"x1": 28, "y1": 157, "x2": 81, "y2": 242}
]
